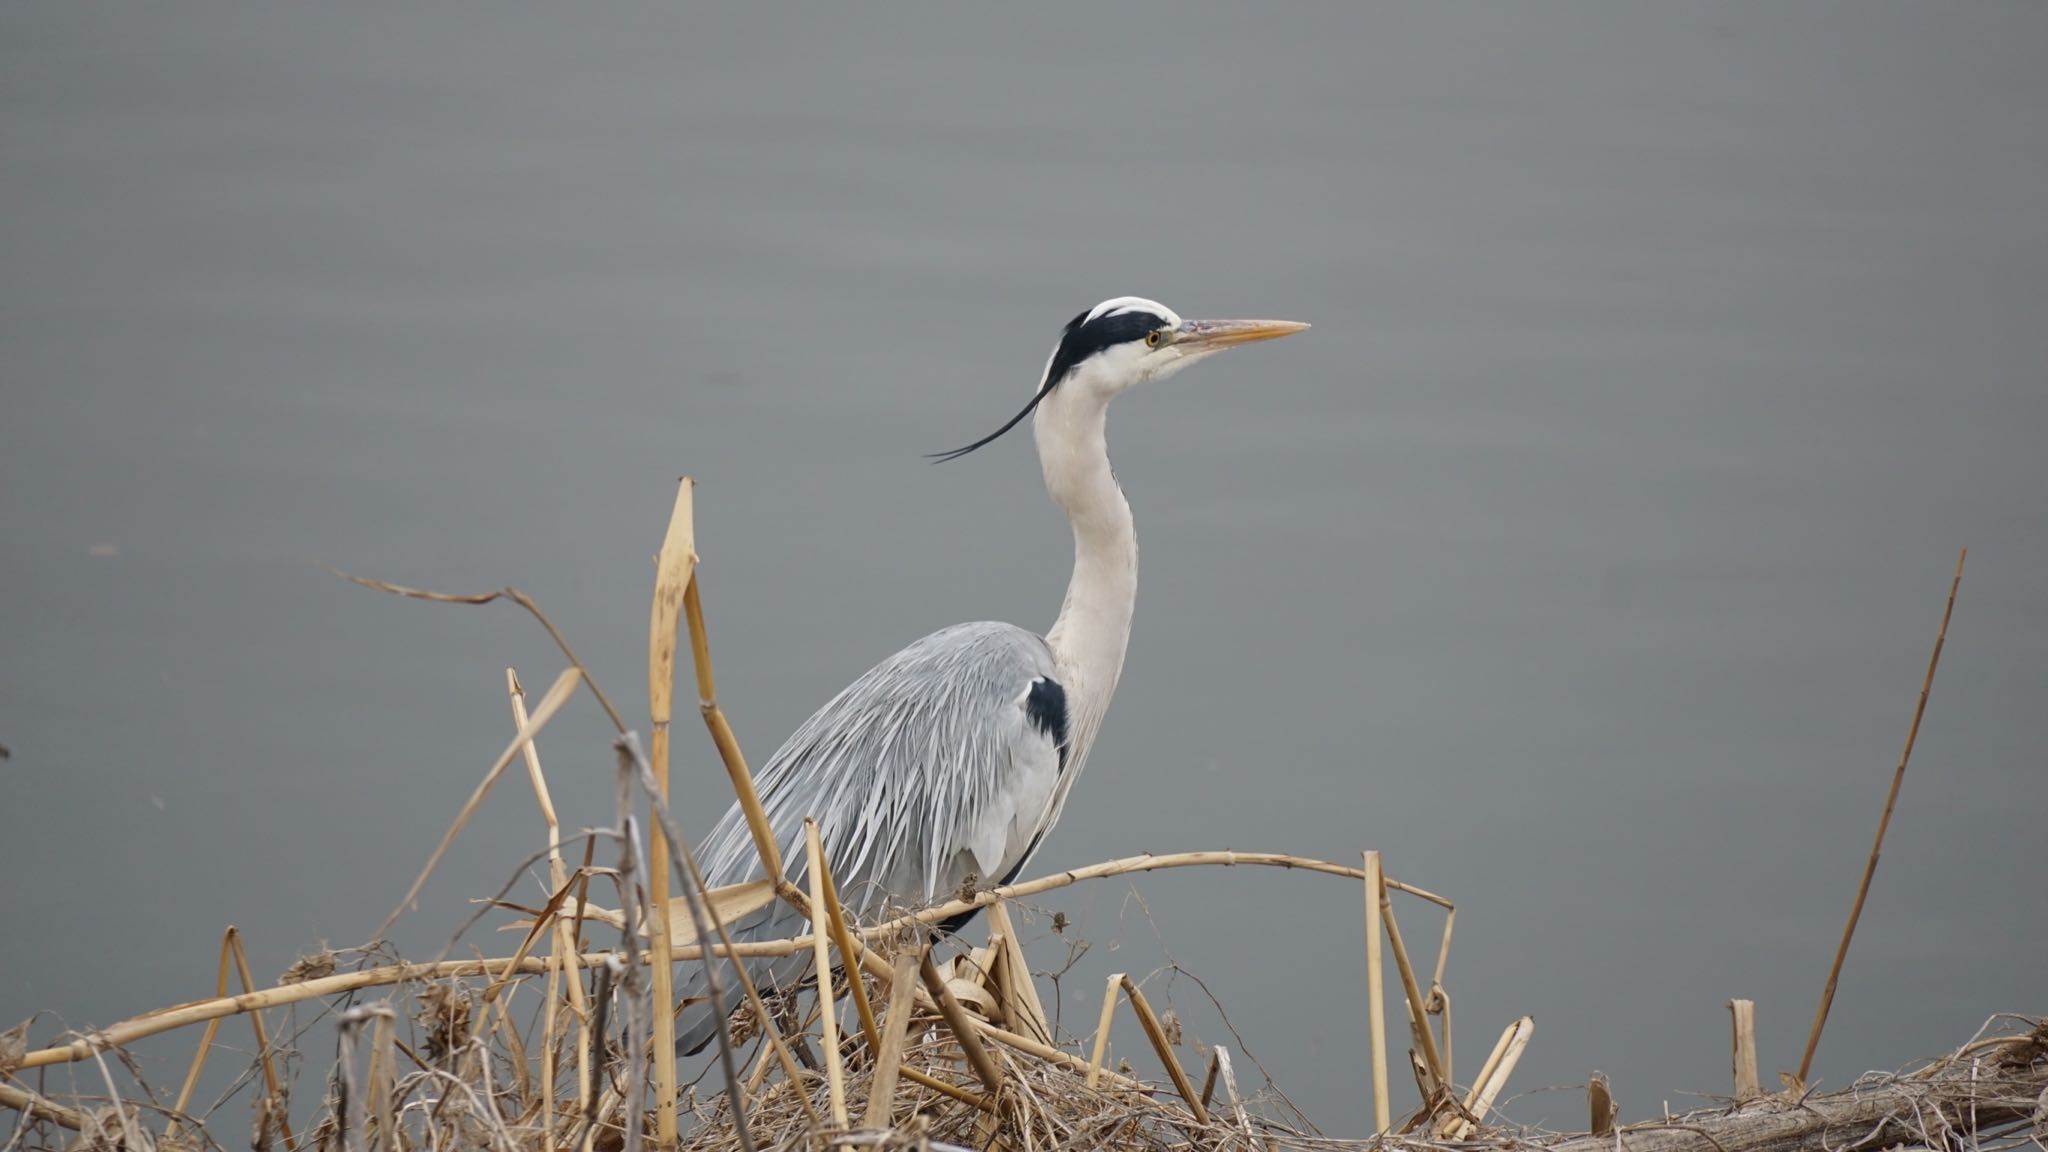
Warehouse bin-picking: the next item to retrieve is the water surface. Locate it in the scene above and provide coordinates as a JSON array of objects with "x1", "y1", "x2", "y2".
[{"x1": 4, "y1": 1, "x2": 2045, "y2": 1134}]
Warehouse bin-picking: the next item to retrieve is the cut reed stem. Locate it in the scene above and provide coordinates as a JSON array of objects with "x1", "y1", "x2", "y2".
[
  {"x1": 1364, "y1": 850, "x2": 1391, "y2": 1134},
  {"x1": 1730, "y1": 998, "x2": 1760, "y2": 1101},
  {"x1": 1086, "y1": 972, "x2": 1124, "y2": 1090}
]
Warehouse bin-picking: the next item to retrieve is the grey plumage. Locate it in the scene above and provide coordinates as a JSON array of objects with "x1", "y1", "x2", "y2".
[{"x1": 674, "y1": 621, "x2": 1066, "y2": 1056}]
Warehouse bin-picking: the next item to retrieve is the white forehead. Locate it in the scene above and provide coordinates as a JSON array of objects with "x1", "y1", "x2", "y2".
[{"x1": 1084, "y1": 296, "x2": 1181, "y2": 327}]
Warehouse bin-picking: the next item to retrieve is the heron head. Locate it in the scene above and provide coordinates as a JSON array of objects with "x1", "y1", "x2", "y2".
[{"x1": 931, "y1": 296, "x2": 1308, "y2": 462}]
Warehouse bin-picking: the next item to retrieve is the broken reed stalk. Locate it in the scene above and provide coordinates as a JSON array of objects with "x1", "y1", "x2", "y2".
[
  {"x1": 645, "y1": 477, "x2": 698, "y2": 1149},
  {"x1": 1086, "y1": 972, "x2": 1124, "y2": 1089},
  {"x1": 1363, "y1": 850, "x2": 1392, "y2": 1134},
  {"x1": 804, "y1": 820, "x2": 851, "y2": 1129},
  {"x1": 919, "y1": 951, "x2": 1007, "y2": 1098},
  {"x1": 1379, "y1": 878, "x2": 1446, "y2": 1088},
  {"x1": 1120, "y1": 974, "x2": 1209, "y2": 1126},
  {"x1": 681, "y1": 575, "x2": 785, "y2": 888},
  {"x1": 1429, "y1": 904, "x2": 1456, "y2": 1085},
  {"x1": 506, "y1": 668, "x2": 590, "y2": 1149},
  {"x1": 1444, "y1": 1016, "x2": 1533, "y2": 1139},
  {"x1": 816, "y1": 839, "x2": 883, "y2": 1052},
  {"x1": 1730, "y1": 998, "x2": 1761, "y2": 1101},
  {"x1": 163, "y1": 926, "x2": 237, "y2": 1144},
  {"x1": 1214, "y1": 1046, "x2": 1253, "y2": 1139},
  {"x1": 1797, "y1": 547, "x2": 1965, "y2": 1087},
  {"x1": 369, "y1": 1009, "x2": 397, "y2": 1152},
  {"x1": 229, "y1": 926, "x2": 297, "y2": 1152},
  {"x1": 987, "y1": 901, "x2": 1052, "y2": 1045},
  {"x1": 861, "y1": 950, "x2": 923, "y2": 1130}
]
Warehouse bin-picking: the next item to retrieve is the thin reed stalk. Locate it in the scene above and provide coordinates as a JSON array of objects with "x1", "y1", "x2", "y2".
[
  {"x1": 230, "y1": 926, "x2": 297, "y2": 1152},
  {"x1": 506, "y1": 668, "x2": 588, "y2": 1150},
  {"x1": 1797, "y1": 547, "x2": 1966, "y2": 1086},
  {"x1": 163, "y1": 926, "x2": 237, "y2": 1145},
  {"x1": 1379, "y1": 881, "x2": 1445, "y2": 1088},
  {"x1": 372, "y1": 666, "x2": 583, "y2": 943},
  {"x1": 804, "y1": 820, "x2": 851, "y2": 1129}
]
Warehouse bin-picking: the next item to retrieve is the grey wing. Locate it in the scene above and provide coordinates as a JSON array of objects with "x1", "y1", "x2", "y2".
[{"x1": 675, "y1": 621, "x2": 1068, "y2": 1055}]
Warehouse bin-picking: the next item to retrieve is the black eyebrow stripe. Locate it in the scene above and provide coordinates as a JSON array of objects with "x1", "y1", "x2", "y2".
[{"x1": 926, "y1": 306, "x2": 1167, "y2": 463}]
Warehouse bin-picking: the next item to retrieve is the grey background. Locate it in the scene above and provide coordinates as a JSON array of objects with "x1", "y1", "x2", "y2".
[{"x1": 4, "y1": 1, "x2": 2044, "y2": 1136}]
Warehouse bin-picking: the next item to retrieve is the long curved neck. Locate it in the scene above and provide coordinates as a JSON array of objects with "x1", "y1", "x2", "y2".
[{"x1": 1036, "y1": 389, "x2": 1136, "y2": 771}]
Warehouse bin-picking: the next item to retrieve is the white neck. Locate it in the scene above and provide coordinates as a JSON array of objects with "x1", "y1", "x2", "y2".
[{"x1": 1035, "y1": 385, "x2": 1137, "y2": 781}]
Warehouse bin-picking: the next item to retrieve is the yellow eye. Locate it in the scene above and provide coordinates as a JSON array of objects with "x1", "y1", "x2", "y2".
[{"x1": 1144, "y1": 330, "x2": 1163, "y2": 348}]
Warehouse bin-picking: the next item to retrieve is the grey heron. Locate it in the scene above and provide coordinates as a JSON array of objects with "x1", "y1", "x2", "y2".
[{"x1": 676, "y1": 296, "x2": 1307, "y2": 1055}]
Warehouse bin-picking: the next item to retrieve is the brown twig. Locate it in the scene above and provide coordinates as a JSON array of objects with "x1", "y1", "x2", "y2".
[
  {"x1": 1797, "y1": 547, "x2": 1965, "y2": 1086},
  {"x1": 328, "y1": 569, "x2": 627, "y2": 732}
]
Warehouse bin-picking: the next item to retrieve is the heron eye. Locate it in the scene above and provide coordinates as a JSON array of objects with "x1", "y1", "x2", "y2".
[{"x1": 1144, "y1": 330, "x2": 1163, "y2": 348}]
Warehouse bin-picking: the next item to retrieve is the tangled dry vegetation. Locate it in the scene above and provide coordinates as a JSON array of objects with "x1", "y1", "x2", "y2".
[{"x1": 6, "y1": 486, "x2": 2024, "y2": 1152}]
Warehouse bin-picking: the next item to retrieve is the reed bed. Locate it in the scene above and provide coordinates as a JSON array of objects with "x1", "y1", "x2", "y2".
[{"x1": 5, "y1": 487, "x2": 2017, "y2": 1152}]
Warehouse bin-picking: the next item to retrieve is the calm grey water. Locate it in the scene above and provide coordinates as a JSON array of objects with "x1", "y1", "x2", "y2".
[{"x1": 4, "y1": 1, "x2": 2045, "y2": 1136}]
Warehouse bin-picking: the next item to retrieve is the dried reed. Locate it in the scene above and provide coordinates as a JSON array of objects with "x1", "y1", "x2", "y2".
[{"x1": 1797, "y1": 547, "x2": 1966, "y2": 1086}]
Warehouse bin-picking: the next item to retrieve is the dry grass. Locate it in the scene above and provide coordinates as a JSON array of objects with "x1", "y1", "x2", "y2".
[{"x1": 4, "y1": 489, "x2": 2019, "y2": 1152}]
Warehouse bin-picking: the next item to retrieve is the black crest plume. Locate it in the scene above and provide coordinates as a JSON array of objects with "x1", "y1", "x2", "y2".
[{"x1": 929, "y1": 306, "x2": 1166, "y2": 463}]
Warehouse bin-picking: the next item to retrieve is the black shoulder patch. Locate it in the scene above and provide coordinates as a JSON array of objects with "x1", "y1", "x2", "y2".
[
  {"x1": 1024, "y1": 677, "x2": 1071, "y2": 769},
  {"x1": 1043, "y1": 308, "x2": 1166, "y2": 391}
]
